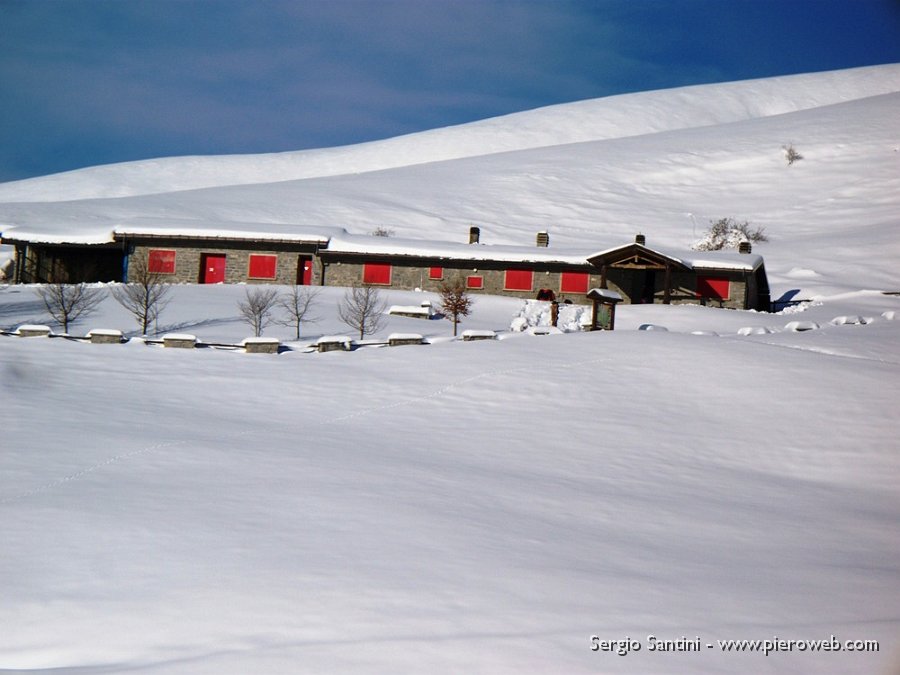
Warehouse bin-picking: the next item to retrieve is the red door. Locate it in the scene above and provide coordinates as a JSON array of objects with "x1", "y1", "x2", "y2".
[
  {"x1": 201, "y1": 254, "x2": 226, "y2": 283},
  {"x1": 298, "y1": 256, "x2": 313, "y2": 285}
]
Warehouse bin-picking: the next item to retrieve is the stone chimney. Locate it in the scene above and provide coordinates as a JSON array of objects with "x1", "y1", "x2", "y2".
[
  {"x1": 469, "y1": 226, "x2": 480, "y2": 244},
  {"x1": 536, "y1": 231, "x2": 549, "y2": 247},
  {"x1": 739, "y1": 241, "x2": 752, "y2": 254},
  {"x1": 635, "y1": 233, "x2": 646, "y2": 246}
]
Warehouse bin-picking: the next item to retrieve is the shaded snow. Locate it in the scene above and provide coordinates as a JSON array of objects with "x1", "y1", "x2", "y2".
[{"x1": 1, "y1": 285, "x2": 898, "y2": 674}]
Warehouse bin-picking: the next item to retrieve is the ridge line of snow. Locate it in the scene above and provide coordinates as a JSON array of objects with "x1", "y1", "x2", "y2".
[{"x1": 1, "y1": 64, "x2": 897, "y2": 203}]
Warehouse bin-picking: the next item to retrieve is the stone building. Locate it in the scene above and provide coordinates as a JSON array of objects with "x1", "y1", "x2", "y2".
[{"x1": 3, "y1": 224, "x2": 770, "y2": 311}]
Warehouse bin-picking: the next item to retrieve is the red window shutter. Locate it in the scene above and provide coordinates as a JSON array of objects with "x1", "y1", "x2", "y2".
[
  {"x1": 466, "y1": 275, "x2": 483, "y2": 289},
  {"x1": 696, "y1": 276, "x2": 730, "y2": 300},
  {"x1": 560, "y1": 272, "x2": 589, "y2": 294},
  {"x1": 428, "y1": 266, "x2": 443, "y2": 280},
  {"x1": 248, "y1": 254, "x2": 278, "y2": 279},
  {"x1": 363, "y1": 263, "x2": 392, "y2": 285},
  {"x1": 504, "y1": 269, "x2": 533, "y2": 291},
  {"x1": 148, "y1": 249, "x2": 176, "y2": 274}
]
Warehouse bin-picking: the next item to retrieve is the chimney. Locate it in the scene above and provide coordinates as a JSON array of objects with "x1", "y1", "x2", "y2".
[
  {"x1": 635, "y1": 233, "x2": 646, "y2": 246},
  {"x1": 469, "y1": 226, "x2": 480, "y2": 244},
  {"x1": 739, "y1": 241, "x2": 752, "y2": 254},
  {"x1": 536, "y1": 231, "x2": 549, "y2": 247}
]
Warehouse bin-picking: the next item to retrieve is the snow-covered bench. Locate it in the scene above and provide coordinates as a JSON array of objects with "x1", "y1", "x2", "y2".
[
  {"x1": 387, "y1": 333, "x2": 424, "y2": 346},
  {"x1": 388, "y1": 301, "x2": 434, "y2": 319},
  {"x1": 784, "y1": 320, "x2": 820, "y2": 332},
  {"x1": 15, "y1": 324, "x2": 51, "y2": 338},
  {"x1": 737, "y1": 326, "x2": 776, "y2": 336},
  {"x1": 86, "y1": 328, "x2": 124, "y2": 344},
  {"x1": 241, "y1": 337, "x2": 281, "y2": 354},
  {"x1": 830, "y1": 315, "x2": 869, "y2": 326},
  {"x1": 461, "y1": 329, "x2": 497, "y2": 341},
  {"x1": 316, "y1": 335, "x2": 354, "y2": 352},
  {"x1": 528, "y1": 326, "x2": 562, "y2": 336},
  {"x1": 163, "y1": 333, "x2": 198, "y2": 349}
]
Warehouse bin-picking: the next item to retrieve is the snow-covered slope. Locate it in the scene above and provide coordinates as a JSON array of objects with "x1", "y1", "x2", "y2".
[
  {"x1": 0, "y1": 64, "x2": 897, "y2": 201},
  {"x1": 1, "y1": 285, "x2": 899, "y2": 674}
]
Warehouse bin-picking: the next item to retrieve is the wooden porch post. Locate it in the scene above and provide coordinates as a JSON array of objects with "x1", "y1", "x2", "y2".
[
  {"x1": 600, "y1": 264, "x2": 608, "y2": 289},
  {"x1": 14, "y1": 245, "x2": 25, "y2": 284},
  {"x1": 663, "y1": 263, "x2": 672, "y2": 304}
]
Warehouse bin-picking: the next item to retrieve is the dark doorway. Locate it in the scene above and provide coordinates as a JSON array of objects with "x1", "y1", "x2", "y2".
[
  {"x1": 639, "y1": 270, "x2": 656, "y2": 303},
  {"x1": 297, "y1": 255, "x2": 313, "y2": 285}
]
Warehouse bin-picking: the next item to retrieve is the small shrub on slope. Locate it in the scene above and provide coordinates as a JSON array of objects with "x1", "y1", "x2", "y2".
[{"x1": 692, "y1": 217, "x2": 768, "y2": 251}]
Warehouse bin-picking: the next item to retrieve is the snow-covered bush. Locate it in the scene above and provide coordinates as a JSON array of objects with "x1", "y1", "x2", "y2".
[
  {"x1": 692, "y1": 217, "x2": 768, "y2": 251},
  {"x1": 509, "y1": 299, "x2": 588, "y2": 333}
]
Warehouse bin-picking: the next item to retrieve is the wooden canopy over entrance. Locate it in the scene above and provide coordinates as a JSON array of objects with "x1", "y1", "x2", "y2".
[{"x1": 586, "y1": 243, "x2": 690, "y2": 304}]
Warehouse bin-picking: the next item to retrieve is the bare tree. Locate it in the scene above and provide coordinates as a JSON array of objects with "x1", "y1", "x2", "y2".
[
  {"x1": 112, "y1": 255, "x2": 172, "y2": 335},
  {"x1": 439, "y1": 278, "x2": 473, "y2": 336},
  {"x1": 238, "y1": 287, "x2": 279, "y2": 337},
  {"x1": 277, "y1": 285, "x2": 320, "y2": 339},
  {"x1": 338, "y1": 285, "x2": 387, "y2": 340},
  {"x1": 370, "y1": 226, "x2": 395, "y2": 237},
  {"x1": 37, "y1": 283, "x2": 107, "y2": 333}
]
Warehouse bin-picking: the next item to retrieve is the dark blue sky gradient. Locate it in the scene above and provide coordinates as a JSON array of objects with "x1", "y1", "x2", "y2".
[{"x1": 1, "y1": 0, "x2": 898, "y2": 182}]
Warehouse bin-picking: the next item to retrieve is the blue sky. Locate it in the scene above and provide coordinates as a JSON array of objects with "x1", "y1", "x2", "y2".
[{"x1": 1, "y1": 0, "x2": 898, "y2": 183}]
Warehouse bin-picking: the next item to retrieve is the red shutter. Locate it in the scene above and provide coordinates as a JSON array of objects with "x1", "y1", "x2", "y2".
[
  {"x1": 466, "y1": 275, "x2": 483, "y2": 289},
  {"x1": 148, "y1": 249, "x2": 176, "y2": 274},
  {"x1": 560, "y1": 272, "x2": 589, "y2": 294},
  {"x1": 428, "y1": 266, "x2": 443, "y2": 280},
  {"x1": 248, "y1": 254, "x2": 277, "y2": 279},
  {"x1": 504, "y1": 269, "x2": 533, "y2": 291},
  {"x1": 696, "y1": 276, "x2": 730, "y2": 300},
  {"x1": 363, "y1": 263, "x2": 392, "y2": 285}
]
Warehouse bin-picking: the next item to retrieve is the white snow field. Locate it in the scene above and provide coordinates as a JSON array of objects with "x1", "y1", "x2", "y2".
[{"x1": 2, "y1": 65, "x2": 900, "y2": 673}]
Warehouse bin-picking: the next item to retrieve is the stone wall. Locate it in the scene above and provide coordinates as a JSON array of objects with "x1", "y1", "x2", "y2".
[
  {"x1": 320, "y1": 257, "x2": 751, "y2": 307},
  {"x1": 122, "y1": 242, "x2": 754, "y2": 309},
  {"x1": 321, "y1": 257, "x2": 604, "y2": 305},
  {"x1": 129, "y1": 242, "x2": 321, "y2": 286}
]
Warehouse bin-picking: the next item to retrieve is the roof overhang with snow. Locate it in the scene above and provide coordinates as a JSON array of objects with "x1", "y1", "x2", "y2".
[
  {"x1": 113, "y1": 228, "x2": 330, "y2": 246},
  {"x1": 586, "y1": 242, "x2": 762, "y2": 273},
  {"x1": 587, "y1": 243, "x2": 690, "y2": 271}
]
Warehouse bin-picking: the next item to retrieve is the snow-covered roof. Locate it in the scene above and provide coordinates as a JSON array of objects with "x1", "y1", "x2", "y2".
[
  {"x1": 586, "y1": 242, "x2": 764, "y2": 272},
  {"x1": 1, "y1": 229, "x2": 117, "y2": 245},
  {"x1": 676, "y1": 250, "x2": 765, "y2": 272},
  {"x1": 1, "y1": 217, "x2": 341, "y2": 246},
  {"x1": 2, "y1": 219, "x2": 766, "y2": 272},
  {"x1": 588, "y1": 288, "x2": 624, "y2": 302},
  {"x1": 324, "y1": 231, "x2": 594, "y2": 265}
]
